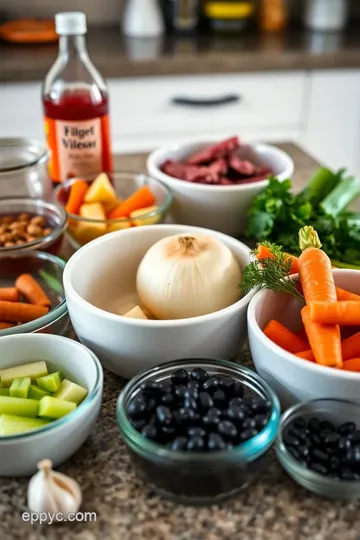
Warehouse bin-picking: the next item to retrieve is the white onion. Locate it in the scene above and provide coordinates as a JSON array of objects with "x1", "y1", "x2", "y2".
[{"x1": 136, "y1": 233, "x2": 242, "y2": 319}]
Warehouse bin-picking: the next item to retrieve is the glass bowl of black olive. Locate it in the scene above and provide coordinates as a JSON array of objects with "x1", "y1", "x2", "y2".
[
  {"x1": 275, "y1": 398, "x2": 360, "y2": 501},
  {"x1": 116, "y1": 358, "x2": 280, "y2": 504}
]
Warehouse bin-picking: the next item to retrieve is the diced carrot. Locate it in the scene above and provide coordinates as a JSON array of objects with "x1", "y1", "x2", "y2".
[
  {"x1": 342, "y1": 332, "x2": 360, "y2": 360},
  {"x1": 295, "y1": 350, "x2": 315, "y2": 362},
  {"x1": 336, "y1": 287, "x2": 360, "y2": 302},
  {"x1": 301, "y1": 306, "x2": 342, "y2": 368},
  {"x1": 108, "y1": 186, "x2": 156, "y2": 219},
  {"x1": 256, "y1": 244, "x2": 299, "y2": 274},
  {"x1": 0, "y1": 301, "x2": 48, "y2": 323},
  {"x1": 65, "y1": 180, "x2": 89, "y2": 215},
  {"x1": 0, "y1": 287, "x2": 19, "y2": 302},
  {"x1": 263, "y1": 320, "x2": 309, "y2": 354},
  {"x1": 15, "y1": 274, "x2": 51, "y2": 308},
  {"x1": 342, "y1": 358, "x2": 360, "y2": 372},
  {"x1": 308, "y1": 301, "x2": 360, "y2": 326},
  {"x1": 0, "y1": 321, "x2": 15, "y2": 330},
  {"x1": 295, "y1": 327, "x2": 308, "y2": 343}
]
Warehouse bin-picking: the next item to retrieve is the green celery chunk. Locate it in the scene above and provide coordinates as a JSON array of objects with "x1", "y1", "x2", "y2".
[
  {"x1": 0, "y1": 396, "x2": 38, "y2": 417},
  {"x1": 300, "y1": 167, "x2": 341, "y2": 206},
  {"x1": 36, "y1": 371, "x2": 63, "y2": 393},
  {"x1": 38, "y1": 396, "x2": 76, "y2": 419},
  {"x1": 53, "y1": 379, "x2": 88, "y2": 405},
  {"x1": 10, "y1": 377, "x2": 31, "y2": 399},
  {"x1": 0, "y1": 361, "x2": 48, "y2": 388},
  {"x1": 28, "y1": 385, "x2": 50, "y2": 400},
  {"x1": 320, "y1": 175, "x2": 360, "y2": 217},
  {"x1": 0, "y1": 389, "x2": 9, "y2": 396},
  {"x1": 0, "y1": 414, "x2": 51, "y2": 436}
]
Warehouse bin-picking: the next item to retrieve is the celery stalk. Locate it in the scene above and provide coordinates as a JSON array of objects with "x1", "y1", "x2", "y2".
[
  {"x1": 0, "y1": 361, "x2": 48, "y2": 388},
  {"x1": 331, "y1": 259, "x2": 360, "y2": 270},
  {"x1": 0, "y1": 389, "x2": 9, "y2": 396},
  {"x1": 53, "y1": 379, "x2": 88, "y2": 405},
  {"x1": 0, "y1": 414, "x2": 51, "y2": 436},
  {"x1": 36, "y1": 371, "x2": 63, "y2": 393},
  {"x1": 10, "y1": 377, "x2": 31, "y2": 399},
  {"x1": 28, "y1": 385, "x2": 50, "y2": 400},
  {"x1": 300, "y1": 167, "x2": 341, "y2": 205},
  {"x1": 320, "y1": 175, "x2": 360, "y2": 216},
  {"x1": 38, "y1": 396, "x2": 76, "y2": 419},
  {"x1": 0, "y1": 396, "x2": 38, "y2": 417}
]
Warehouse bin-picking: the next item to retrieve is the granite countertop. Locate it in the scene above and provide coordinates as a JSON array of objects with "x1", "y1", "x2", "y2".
[
  {"x1": 2, "y1": 25, "x2": 360, "y2": 83},
  {"x1": 1, "y1": 143, "x2": 358, "y2": 540}
]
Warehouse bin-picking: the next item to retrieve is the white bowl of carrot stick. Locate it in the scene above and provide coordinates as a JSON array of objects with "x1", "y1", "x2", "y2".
[
  {"x1": 0, "y1": 251, "x2": 68, "y2": 336},
  {"x1": 247, "y1": 226, "x2": 360, "y2": 408}
]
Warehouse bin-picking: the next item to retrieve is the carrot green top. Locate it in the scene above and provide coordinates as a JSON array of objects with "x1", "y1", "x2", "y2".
[{"x1": 298, "y1": 226, "x2": 322, "y2": 251}]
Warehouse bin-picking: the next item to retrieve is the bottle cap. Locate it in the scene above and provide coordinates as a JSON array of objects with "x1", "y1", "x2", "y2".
[{"x1": 55, "y1": 12, "x2": 87, "y2": 35}]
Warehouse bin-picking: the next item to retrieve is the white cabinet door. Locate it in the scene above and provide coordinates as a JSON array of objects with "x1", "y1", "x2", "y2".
[
  {"x1": 302, "y1": 70, "x2": 360, "y2": 174},
  {"x1": 0, "y1": 83, "x2": 44, "y2": 140}
]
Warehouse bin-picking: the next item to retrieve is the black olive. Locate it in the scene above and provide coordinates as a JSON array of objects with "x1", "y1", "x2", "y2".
[
  {"x1": 218, "y1": 420, "x2": 237, "y2": 440},
  {"x1": 131, "y1": 418, "x2": 147, "y2": 431},
  {"x1": 187, "y1": 436, "x2": 205, "y2": 451},
  {"x1": 202, "y1": 411, "x2": 221, "y2": 429},
  {"x1": 198, "y1": 391, "x2": 213, "y2": 410},
  {"x1": 174, "y1": 384, "x2": 187, "y2": 400},
  {"x1": 141, "y1": 424, "x2": 158, "y2": 440},
  {"x1": 147, "y1": 398, "x2": 157, "y2": 413},
  {"x1": 288, "y1": 427, "x2": 307, "y2": 441},
  {"x1": 349, "y1": 430, "x2": 360, "y2": 443},
  {"x1": 127, "y1": 394, "x2": 148, "y2": 419},
  {"x1": 158, "y1": 381, "x2": 173, "y2": 394},
  {"x1": 184, "y1": 397, "x2": 198, "y2": 410},
  {"x1": 240, "y1": 428, "x2": 258, "y2": 442},
  {"x1": 229, "y1": 397, "x2": 244, "y2": 409},
  {"x1": 161, "y1": 425, "x2": 176, "y2": 438},
  {"x1": 287, "y1": 446, "x2": 300, "y2": 460},
  {"x1": 340, "y1": 469, "x2": 360, "y2": 481},
  {"x1": 242, "y1": 417, "x2": 256, "y2": 429},
  {"x1": 283, "y1": 434, "x2": 301, "y2": 448},
  {"x1": 346, "y1": 446, "x2": 360, "y2": 464},
  {"x1": 168, "y1": 436, "x2": 187, "y2": 451},
  {"x1": 338, "y1": 436, "x2": 352, "y2": 452},
  {"x1": 251, "y1": 398, "x2": 272, "y2": 415},
  {"x1": 329, "y1": 456, "x2": 340, "y2": 470},
  {"x1": 140, "y1": 381, "x2": 161, "y2": 395},
  {"x1": 171, "y1": 368, "x2": 188, "y2": 386},
  {"x1": 161, "y1": 393, "x2": 175, "y2": 407},
  {"x1": 188, "y1": 426, "x2": 206, "y2": 438},
  {"x1": 311, "y1": 448, "x2": 328, "y2": 463},
  {"x1": 212, "y1": 389, "x2": 226, "y2": 407},
  {"x1": 337, "y1": 421, "x2": 356, "y2": 435},
  {"x1": 232, "y1": 381, "x2": 244, "y2": 398},
  {"x1": 184, "y1": 386, "x2": 199, "y2": 400},
  {"x1": 217, "y1": 375, "x2": 234, "y2": 391},
  {"x1": 177, "y1": 407, "x2": 197, "y2": 425},
  {"x1": 309, "y1": 462, "x2": 328, "y2": 475},
  {"x1": 323, "y1": 431, "x2": 340, "y2": 446},
  {"x1": 254, "y1": 414, "x2": 269, "y2": 430},
  {"x1": 320, "y1": 420, "x2": 335, "y2": 432},
  {"x1": 202, "y1": 376, "x2": 221, "y2": 393},
  {"x1": 310, "y1": 433, "x2": 321, "y2": 446},
  {"x1": 226, "y1": 405, "x2": 246, "y2": 423},
  {"x1": 208, "y1": 433, "x2": 227, "y2": 451},
  {"x1": 293, "y1": 417, "x2": 306, "y2": 429},
  {"x1": 297, "y1": 444, "x2": 310, "y2": 458},
  {"x1": 308, "y1": 417, "x2": 321, "y2": 432},
  {"x1": 187, "y1": 380, "x2": 201, "y2": 394},
  {"x1": 190, "y1": 368, "x2": 209, "y2": 384},
  {"x1": 156, "y1": 405, "x2": 172, "y2": 426}
]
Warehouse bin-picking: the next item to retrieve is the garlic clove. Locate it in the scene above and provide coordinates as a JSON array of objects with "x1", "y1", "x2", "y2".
[{"x1": 28, "y1": 459, "x2": 82, "y2": 523}]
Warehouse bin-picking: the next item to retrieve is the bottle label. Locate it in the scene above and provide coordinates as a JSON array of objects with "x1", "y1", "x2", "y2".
[{"x1": 44, "y1": 116, "x2": 111, "y2": 182}]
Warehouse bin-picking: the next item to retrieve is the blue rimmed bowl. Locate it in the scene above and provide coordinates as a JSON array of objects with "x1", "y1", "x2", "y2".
[
  {"x1": 117, "y1": 358, "x2": 280, "y2": 504},
  {"x1": 0, "y1": 333, "x2": 103, "y2": 476}
]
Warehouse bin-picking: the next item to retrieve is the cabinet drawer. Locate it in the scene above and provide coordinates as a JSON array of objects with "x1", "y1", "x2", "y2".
[{"x1": 109, "y1": 72, "x2": 306, "y2": 139}]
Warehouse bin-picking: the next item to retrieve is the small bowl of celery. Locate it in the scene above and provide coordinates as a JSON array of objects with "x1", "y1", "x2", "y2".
[{"x1": 0, "y1": 333, "x2": 103, "y2": 476}]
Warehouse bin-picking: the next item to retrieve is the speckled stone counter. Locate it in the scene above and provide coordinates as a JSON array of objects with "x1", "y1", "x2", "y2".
[{"x1": 1, "y1": 144, "x2": 358, "y2": 540}]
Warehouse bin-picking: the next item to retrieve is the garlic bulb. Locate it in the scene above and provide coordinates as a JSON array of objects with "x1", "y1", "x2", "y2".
[
  {"x1": 136, "y1": 233, "x2": 242, "y2": 319},
  {"x1": 27, "y1": 459, "x2": 82, "y2": 522}
]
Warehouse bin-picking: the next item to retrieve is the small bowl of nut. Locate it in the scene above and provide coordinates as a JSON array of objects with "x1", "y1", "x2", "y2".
[{"x1": 0, "y1": 198, "x2": 67, "y2": 255}]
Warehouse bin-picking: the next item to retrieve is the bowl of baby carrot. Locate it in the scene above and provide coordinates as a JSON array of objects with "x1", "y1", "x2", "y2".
[
  {"x1": 0, "y1": 250, "x2": 68, "y2": 337},
  {"x1": 245, "y1": 225, "x2": 360, "y2": 407},
  {"x1": 53, "y1": 171, "x2": 173, "y2": 249}
]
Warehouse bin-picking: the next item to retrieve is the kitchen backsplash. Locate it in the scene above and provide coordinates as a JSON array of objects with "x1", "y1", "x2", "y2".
[{"x1": 1, "y1": 0, "x2": 359, "y2": 24}]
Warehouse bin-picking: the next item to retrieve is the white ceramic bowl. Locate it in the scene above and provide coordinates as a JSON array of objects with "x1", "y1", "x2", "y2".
[
  {"x1": 147, "y1": 140, "x2": 294, "y2": 237},
  {"x1": 63, "y1": 224, "x2": 257, "y2": 378},
  {"x1": 248, "y1": 270, "x2": 360, "y2": 409},
  {"x1": 0, "y1": 334, "x2": 103, "y2": 476}
]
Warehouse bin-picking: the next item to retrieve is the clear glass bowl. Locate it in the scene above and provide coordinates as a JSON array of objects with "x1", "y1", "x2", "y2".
[
  {"x1": 275, "y1": 398, "x2": 360, "y2": 501},
  {"x1": 0, "y1": 197, "x2": 67, "y2": 255},
  {"x1": 117, "y1": 358, "x2": 280, "y2": 504},
  {"x1": 53, "y1": 171, "x2": 173, "y2": 250},
  {"x1": 0, "y1": 250, "x2": 68, "y2": 336}
]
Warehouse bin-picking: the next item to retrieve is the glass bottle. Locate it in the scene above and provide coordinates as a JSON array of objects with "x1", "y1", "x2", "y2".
[{"x1": 42, "y1": 12, "x2": 113, "y2": 184}]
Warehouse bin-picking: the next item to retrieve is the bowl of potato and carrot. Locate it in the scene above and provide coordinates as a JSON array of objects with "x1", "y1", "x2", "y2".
[
  {"x1": 0, "y1": 251, "x2": 68, "y2": 336},
  {"x1": 245, "y1": 226, "x2": 360, "y2": 407},
  {"x1": 53, "y1": 171, "x2": 173, "y2": 249}
]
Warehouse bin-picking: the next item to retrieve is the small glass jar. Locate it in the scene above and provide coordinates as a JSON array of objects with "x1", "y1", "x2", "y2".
[
  {"x1": 0, "y1": 138, "x2": 52, "y2": 200},
  {"x1": 204, "y1": 0, "x2": 255, "y2": 33},
  {"x1": 117, "y1": 358, "x2": 280, "y2": 503}
]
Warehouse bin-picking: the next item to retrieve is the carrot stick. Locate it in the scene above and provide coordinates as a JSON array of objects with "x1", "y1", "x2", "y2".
[
  {"x1": 256, "y1": 244, "x2": 299, "y2": 274},
  {"x1": 0, "y1": 321, "x2": 15, "y2": 330},
  {"x1": 295, "y1": 327, "x2": 308, "y2": 343},
  {"x1": 295, "y1": 350, "x2": 315, "y2": 362},
  {"x1": 336, "y1": 287, "x2": 360, "y2": 302},
  {"x1": 308, "y1": 301, "x2": 360, "y2": 326},
  {"x1": 301, "y1": 306, "x2": 342, "y2": 368},
  {"x1": 65, "y1": 180, "x2": 89, "y2": 215},
  {"x1": 0, "y1": 301, "x2": 48, "y2": 323},
  {"x1": 341, "y1": 331, "x2": 360, "y2": 360},
  {"x1": 342, "y1": 358, "x2": 360, "y2": 372},
  {"x1": 109, "y1": 186, "x2": 156, "y2": 219},
  {"x1": 15, "y1": 274, "x2": 51, "y2": 308},
  {"x1": 0, "y1": 287, "x2": 19, "y2": 302},
  {"x1": 263, "y1": 319, "x2": 309, "y2": 354}
]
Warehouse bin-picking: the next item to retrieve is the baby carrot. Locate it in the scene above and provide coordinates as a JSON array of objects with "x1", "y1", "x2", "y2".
[
  {"x1": 256, "y1": 244, "x2": 299, "y2": 274},
  {"x1": 15, "y1": 274, "x2": 51, "y2": 308},
  {"x1": 336, "y1": 287, "x2": 360, "y2": 302},
  {"x1": 342, "y1": 331, "x2": 360, "y2": 360},
  {"x1": 342, "y1": 358, "x2": 360, "y2": 372},
  {"x1": 301, "y1": 306, "x2": 342, "y2": 368},
  {"x1": 0, "y1": 321, "x2": 15, "y2": 330},
  {"x1": 0, "y1": 301, "x2": 48, "y2": 323},
  {"x1": 295, "y1": 350, "x2": 315, "y2": 362},
  {"x1": 308, "y1": 301, "x2": 360, "y2": 326},
  {"x1": 0, "y1": 287, "x2": 19, "y2": 302},
  {"x1": 65, "y1": 180, "x2": 88, "y2": 215},
  {"x1": 109, "y1": 186, "x2": 156, "y2": 219},
  {"x1": 263, "y1": 320, "x2": 309, "y2": 354}
]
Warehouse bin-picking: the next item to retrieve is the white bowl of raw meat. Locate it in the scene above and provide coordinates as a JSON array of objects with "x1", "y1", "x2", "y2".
[
  {"x1": 147, "y1": 136, "x2": 294, "y2": 237},
  {"x1": 248, "y1": 269, "x2": 360, "y2": 409}
]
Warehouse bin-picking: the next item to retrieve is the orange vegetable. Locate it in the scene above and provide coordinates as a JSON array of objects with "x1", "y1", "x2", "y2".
[
  {"x1": 263, "y1": 319, "x2": 309, "y2": 354},
  {"x1": 255, "y1": 244, "x2": 299, "y2": 274},
  {"x1": 295, "y1": 350, "x2": 315, "y2": 362},
  {"x1": 336, "y1": 287, "x2": 360, "y2": 302},
  {"x1": 0, "y1": 321, "x2": 15, "y2": 330},
  {"x1": 342, "y1": 331, "x2": 360, "y2": 360},
  {"x1": 0, "y1": 287, "x2": 19, "y2": 302},
  {"x1": 301, "y1": 305, "x2": 342, "y2": 368},
  {"x1": 295, "y1": 327, "x2": 308, "y2": 343},
  {"x1": 342, "y1": 358, "x2": 360, "y2": 372},
  {"x1": 65, "y1": 180, "x2": 89, "y2": 215},
  {"x1": 15, "y1": 274, "x2": 51, "y2": 308},
  {"x1": 0, "y1": 301, "x2": 48, "y2": 323},
  {"x1": 308, "y1": 301, "x2": 360, "y2": 326},
  {"x1": 109, "y1": 186, "x2": 156, "y2": 219}
]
